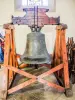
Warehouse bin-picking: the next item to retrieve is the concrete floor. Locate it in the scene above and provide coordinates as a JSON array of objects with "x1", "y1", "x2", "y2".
[{"x1": 7, "y1": 66, "x2": 75, "y2": 100}]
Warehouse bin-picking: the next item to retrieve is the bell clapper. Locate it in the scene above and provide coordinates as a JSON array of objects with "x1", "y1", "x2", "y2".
[{"x1": 34, "y1": 64, "x2": 39, "y2": 69}]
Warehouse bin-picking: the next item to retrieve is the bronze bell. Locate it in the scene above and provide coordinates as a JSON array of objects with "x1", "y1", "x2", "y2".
[{"x1": 20, "y1": 27, "x2": 52, "y2": 64}]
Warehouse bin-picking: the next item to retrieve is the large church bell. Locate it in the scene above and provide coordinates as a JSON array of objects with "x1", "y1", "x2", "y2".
[
  {"x1": 20, "y1": 27, "x2": 52, "y2": 64},
  {"x1": 20, "y1": 6, "x2": 51, "y2": 64}
]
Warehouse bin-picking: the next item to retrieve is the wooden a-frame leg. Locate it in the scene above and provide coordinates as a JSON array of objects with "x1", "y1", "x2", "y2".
[
  {"x1": 0, "y1": 30, "x2": 10, "y2": 99},
  {"x1": 55, "y1": 25, "x2": 73, "y2": 97},
  {"x1": 61, "y1": 30, "x2": 70, "y2": 88},
  {"x1": 61, "y1": 29, "x2": 73, "y2": 97}
]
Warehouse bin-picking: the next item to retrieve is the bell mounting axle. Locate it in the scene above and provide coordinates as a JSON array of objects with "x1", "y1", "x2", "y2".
[{"x1": 12, "y1": 6, "x2": 60, "y2": 28}]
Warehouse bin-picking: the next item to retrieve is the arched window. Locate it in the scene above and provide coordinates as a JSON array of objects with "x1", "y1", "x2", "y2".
[
  {"x1": 15, "y1": 0, "x2": 56, "y2": 11},
  {"x1": 22, "y1": 0, "x2": 48, "y2": 6}
]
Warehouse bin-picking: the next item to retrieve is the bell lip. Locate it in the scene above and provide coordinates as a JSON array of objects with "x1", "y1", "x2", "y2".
[
  {"x1": 20, "y1": 54, "x2": 52, "y2": 65},
  {"x1": 20, "y1": 61, "x2": 52, "y2": 65},
  {"x1": 20, "y1": 57, "x2": 52, "y2": 65},
  {"x1": 21, "y1": 56, "x2": 49, "y2": 59}
]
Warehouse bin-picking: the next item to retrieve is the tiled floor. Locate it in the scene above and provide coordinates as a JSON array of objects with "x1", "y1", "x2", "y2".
[{"x1": 7, "y1": 67, "x2": 75, "y2": 100}]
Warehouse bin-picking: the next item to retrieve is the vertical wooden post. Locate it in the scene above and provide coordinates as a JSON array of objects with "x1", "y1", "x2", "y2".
[
  {"x1": 61, "y1": 29, "x2": 70, "y2": 88},
  {"x1": 2, "y1": 29, "x2": 10, "y2": 99},
  {"x1": 8, "y1": 29, "x2": 14, "y2": 87}
]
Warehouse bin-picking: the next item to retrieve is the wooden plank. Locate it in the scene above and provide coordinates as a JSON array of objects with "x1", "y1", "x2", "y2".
[
  {"x1": 8, "y1": 31, "x2": 14, "y2": 87},
  {"x1": 55, "y1": 29, "x2": 60, "y2": 64},
  {"x1": 38, "y1": 78, "x2": 65, "y2": 92},
  {"x1": 61, "y1": 30, "x2": 70, "y2": 88},
  {"x1": 8, "y1": 79, "x2": 36, "y2": 94},
  {"x1": 11, "y1": 29, "x2": 18, "y2": 77},
  {"x1": 5, "y1": 65, "x2": 36, "y2": 79},
  {"x1": 38, "y1": 64, "x2": 63, "y2": 78},
  {"x1": 53, "y1": 28, "x2": 61, "y2": 67},
  {"x1": 8, "y1": 28, "x2": 18, "y2": 86}
]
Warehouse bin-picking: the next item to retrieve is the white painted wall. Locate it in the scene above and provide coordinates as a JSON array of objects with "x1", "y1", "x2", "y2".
[{"x1": 0, "y1": 0, "x2": 75, "y2": 55}]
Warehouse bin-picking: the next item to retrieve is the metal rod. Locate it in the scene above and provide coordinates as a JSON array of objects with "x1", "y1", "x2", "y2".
[
  {"x1": 34, "y1": 6, "x2": 35, "y2": 27},
  {"x1": 37, "y1": 6, "x2": 38, "y2": 27}
]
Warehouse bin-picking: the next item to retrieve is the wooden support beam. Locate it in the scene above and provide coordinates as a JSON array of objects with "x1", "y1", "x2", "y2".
[
  {"x1": 38, "y1": 78, "x2": 65, "y2": 92},
  {"x1": 38, "y1": 64, "x2": 63, "y2": 78},
  {"x1": 8, "y1": 79, "x2": 36, "y2": 94},
  {"x1": 61, "y1": 30, "x2": 70, "y2": 88},
  {"x1": 4, "y1": 65, "x2": 36, "y2": 79}
]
